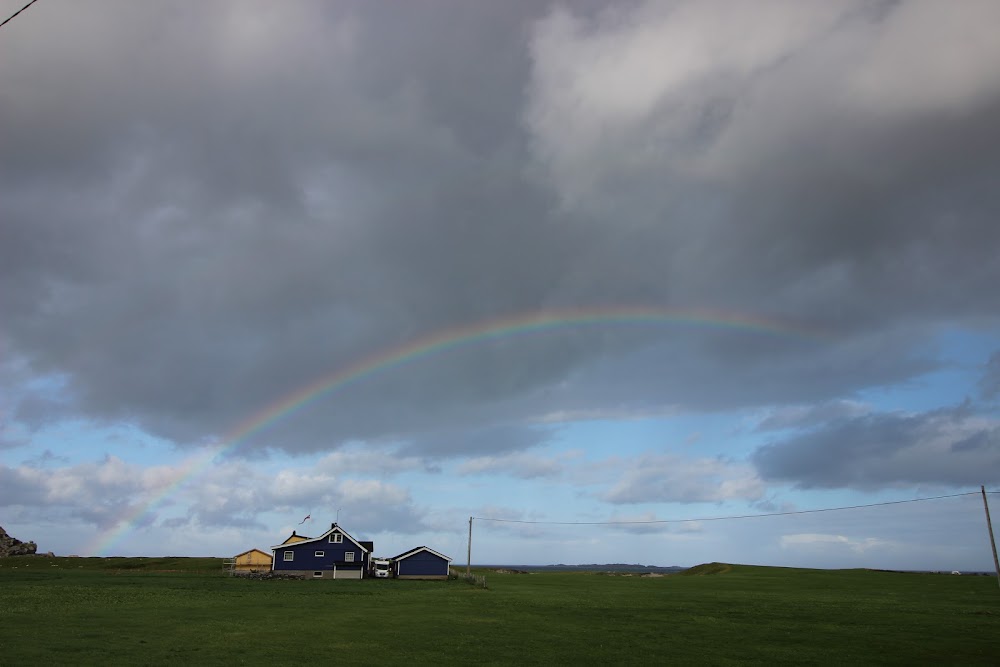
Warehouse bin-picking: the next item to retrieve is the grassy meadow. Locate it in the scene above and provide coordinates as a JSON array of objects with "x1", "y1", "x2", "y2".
[{"x1": 1, "y1": 557, "x2": 998, "y2": 665}]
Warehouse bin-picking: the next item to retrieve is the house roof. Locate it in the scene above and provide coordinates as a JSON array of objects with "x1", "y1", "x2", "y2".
[
  {"x1": 234, "y1": 548, "x2": 272, "y2": 559},
  {"x1": 392, "y1": 545, "x2": 452, "y2": 562},
  {"x1": 270, "y1": 523, "x2": 370, "y2": 553},
  {"x1": 281, "y1": 531, "x2": 310, "y2": 544}
]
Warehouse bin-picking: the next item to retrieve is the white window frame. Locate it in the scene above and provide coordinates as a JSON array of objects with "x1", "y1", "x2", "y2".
[
  {"x1": 313, "y1": 571, "x2": 323, "y2": 578},
  {"x1": 283, "y1": 551, "x2": 294, "y2": 562},
  {"x1": 315, "y1": 550, "x2": 324, "y2": 557},
  {"x1": 345, "y1": 551, "x2": 355, "y2": 562},
  {"x1": 329, "y1": 533, "x2": 343, "y2": 544}
]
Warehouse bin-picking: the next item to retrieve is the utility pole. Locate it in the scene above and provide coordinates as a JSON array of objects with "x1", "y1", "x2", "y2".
[
  {"x1": 467, "y1": 516, "x2": 473, "y2": 577},
  {"x1": 981, "y1": 486, "x2": 1000, "y2": 588}
]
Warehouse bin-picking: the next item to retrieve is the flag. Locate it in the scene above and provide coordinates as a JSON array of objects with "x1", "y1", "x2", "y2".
[{"x1": 298, "y1": 514, "x2": 311, "y2": 525}]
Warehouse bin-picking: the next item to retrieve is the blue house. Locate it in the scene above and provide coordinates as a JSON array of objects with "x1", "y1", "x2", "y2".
[
  {"x1": 270, "y1": 523, "x2": 370, "y2": 579},
  {"x1": 392, "y1": 546, "x2": 452, "y2": 580}
]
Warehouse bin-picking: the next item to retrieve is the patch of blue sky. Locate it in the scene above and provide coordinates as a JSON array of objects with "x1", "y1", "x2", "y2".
[
  {"x1": 551, "y1": 411, "x2": 756, "y2": 459},
  {"x1": 423, "y1": 468, "x2": 590, "y2": 522},
  {"x1": 18, "y1": 368, "x2": 71, "y2": 396},
  {"x1": 859, "y1": 327, "x2": 1000, "y2": 413},
  {"x1": 19, "y1": 420, "x2": 174, "y2": 467}
]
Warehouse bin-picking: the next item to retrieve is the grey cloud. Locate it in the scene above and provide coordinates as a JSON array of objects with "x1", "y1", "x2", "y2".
[
  {"x1": 950, "y1": 430, "x2": 1000, "y2": 454},
  {"x1": 20, "y1": 449, "x2": 70, "y2": 467},
  {"x1": 269, "y1": 476, "x2": 429, "y2": 536},
  {"x1": 0, "y1": 466, "x2": 48, "y2": 506},
  {"x1": 603, "y1": 516, "x2": 703, "y2": 535},
  {"x1": 609, "y1": 523, "x2": 672, "y2": 536},
  {"x1": 13, "y1": 393, "x2": 75, "y2": 430},
  {"x1": 525, "y1": 0, "x2": 1000, "y2": 329},
  {"x1": 0, "y1": 426, "x2": 27, "y2": 451},
  {"x1": 456, "y1": 452, "x2": 567, "y2": 479},
  {"x1": 316, "y1": 448, "x2": 438, "y2": 476},
  {"x1": 1, "y1": 0, "x2": 999, "y2": 460},
  {"x1": 0, "y1": 455, "x2": 432, "y2": 536},
  {"x1": 980, "y1": 352, "x2": 1000, "y2": 400},
  {"x1": 526, "y1": 327, "x2": 938, "y2": 418},
  {"x1": 399, "y1": 424, "x2": 555, "y2": 459},
  {"x1": 603, "y1": 454, "x2": 764, "y2": 504},
  {"x1": 0, "y1": 458, "x2": 149, "y2": 529},
  {"x1": 181, "y1": 465, "x2": 431, "y2": 534},
  {"x1": 756, "y1": 400, "x2": 872, "y2": 432},
  {"x1": 752, "y1": 406, "x2": 1000, "y2": 488}
]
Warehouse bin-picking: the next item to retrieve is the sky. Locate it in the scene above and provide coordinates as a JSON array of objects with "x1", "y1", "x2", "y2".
[{"x1": 1, "y1": 0, "x2": 999, "y2": 571}]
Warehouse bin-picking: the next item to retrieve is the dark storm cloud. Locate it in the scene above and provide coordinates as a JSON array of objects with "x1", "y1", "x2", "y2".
[
  {"x1": 524, "y1": 0, "x2": 1000, "y2": 331},
  {"x1": 0, "y1": 0, "x2": 568, "y2": 449},
  {"x1": 752, "y1": 405, "x2": 1000, "y2": 488},
  {"x1": 2, "y1": 1, "x2": 1000, "y2": 458}
]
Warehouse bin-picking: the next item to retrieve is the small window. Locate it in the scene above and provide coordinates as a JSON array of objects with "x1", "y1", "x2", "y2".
[
  {"x1": 329, "y1": 533, "x2": 343, "y2": 544},
  {"x1": 283, "y1": 551, "x2": 294, "y2": 562},
  {"x1": 313, "y1": 571, "x2": 323, "y2": 578},
  {"x1": 345, "y1": 552, "x2": 355, "y2": 562},
  {"x1": 315, "y1": 551, "x2": 324, "y2": 557}
]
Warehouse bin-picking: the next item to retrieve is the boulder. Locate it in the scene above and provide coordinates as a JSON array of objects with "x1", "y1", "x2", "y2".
[{"x1": 0, "y1": 525, "x2": 38, "y2": 557}]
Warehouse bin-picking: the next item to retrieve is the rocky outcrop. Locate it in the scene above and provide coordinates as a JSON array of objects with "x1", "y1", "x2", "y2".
[{"x1": 0, "y1": 525, "x2": 38, "y2": 557}]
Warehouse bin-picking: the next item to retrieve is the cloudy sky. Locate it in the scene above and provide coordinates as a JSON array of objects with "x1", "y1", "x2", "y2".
[{"x1": 2, "y1": 0, "x2": 999, "y2": 570}]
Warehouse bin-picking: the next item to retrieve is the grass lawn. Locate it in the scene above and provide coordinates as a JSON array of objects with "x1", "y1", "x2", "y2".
[{"x1": 1, "y1": 558, "x2": 998, "y2": 665}]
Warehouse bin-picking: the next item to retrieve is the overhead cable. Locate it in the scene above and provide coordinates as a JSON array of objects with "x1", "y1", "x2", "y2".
[
  {"x1": 473, "y1": 491, "x2": 988, "y2": 525},
  {"x1": 0, "y1": 0, "x2": 40, "y2": 31}
]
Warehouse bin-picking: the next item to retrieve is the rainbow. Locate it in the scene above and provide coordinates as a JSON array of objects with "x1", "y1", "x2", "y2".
[{"x1": 87, "y1": 305, "x2": 826, "y2": 555}]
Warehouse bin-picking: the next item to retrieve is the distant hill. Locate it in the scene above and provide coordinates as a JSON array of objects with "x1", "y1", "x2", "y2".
[
  {"x1": 481, "y1": 563, "x2": 686, "y2": 574},
  {"x1": 679, "y1": 562, "x2": 733, "y2": 575}
]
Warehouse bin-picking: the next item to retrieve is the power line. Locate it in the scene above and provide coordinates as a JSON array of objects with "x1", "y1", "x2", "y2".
[
  {"x1": 473, "y1": 491, "x2": 988, "y2": 526},
  {"x1": 0, "y1": 0, "x2": 40, "y2": 31}
]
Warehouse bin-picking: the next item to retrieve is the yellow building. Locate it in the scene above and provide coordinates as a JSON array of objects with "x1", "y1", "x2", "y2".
[
  {"x1": 281, "y1": 531, "x2": 309, "y2": 545},
  {"x1": 232, "y1": 548, "x2": 273, "y2": 572}
]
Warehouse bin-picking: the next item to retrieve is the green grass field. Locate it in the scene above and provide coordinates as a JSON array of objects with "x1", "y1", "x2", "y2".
[{"x1": 1, "y1": 558, "x2": 997, "y2": 665}]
